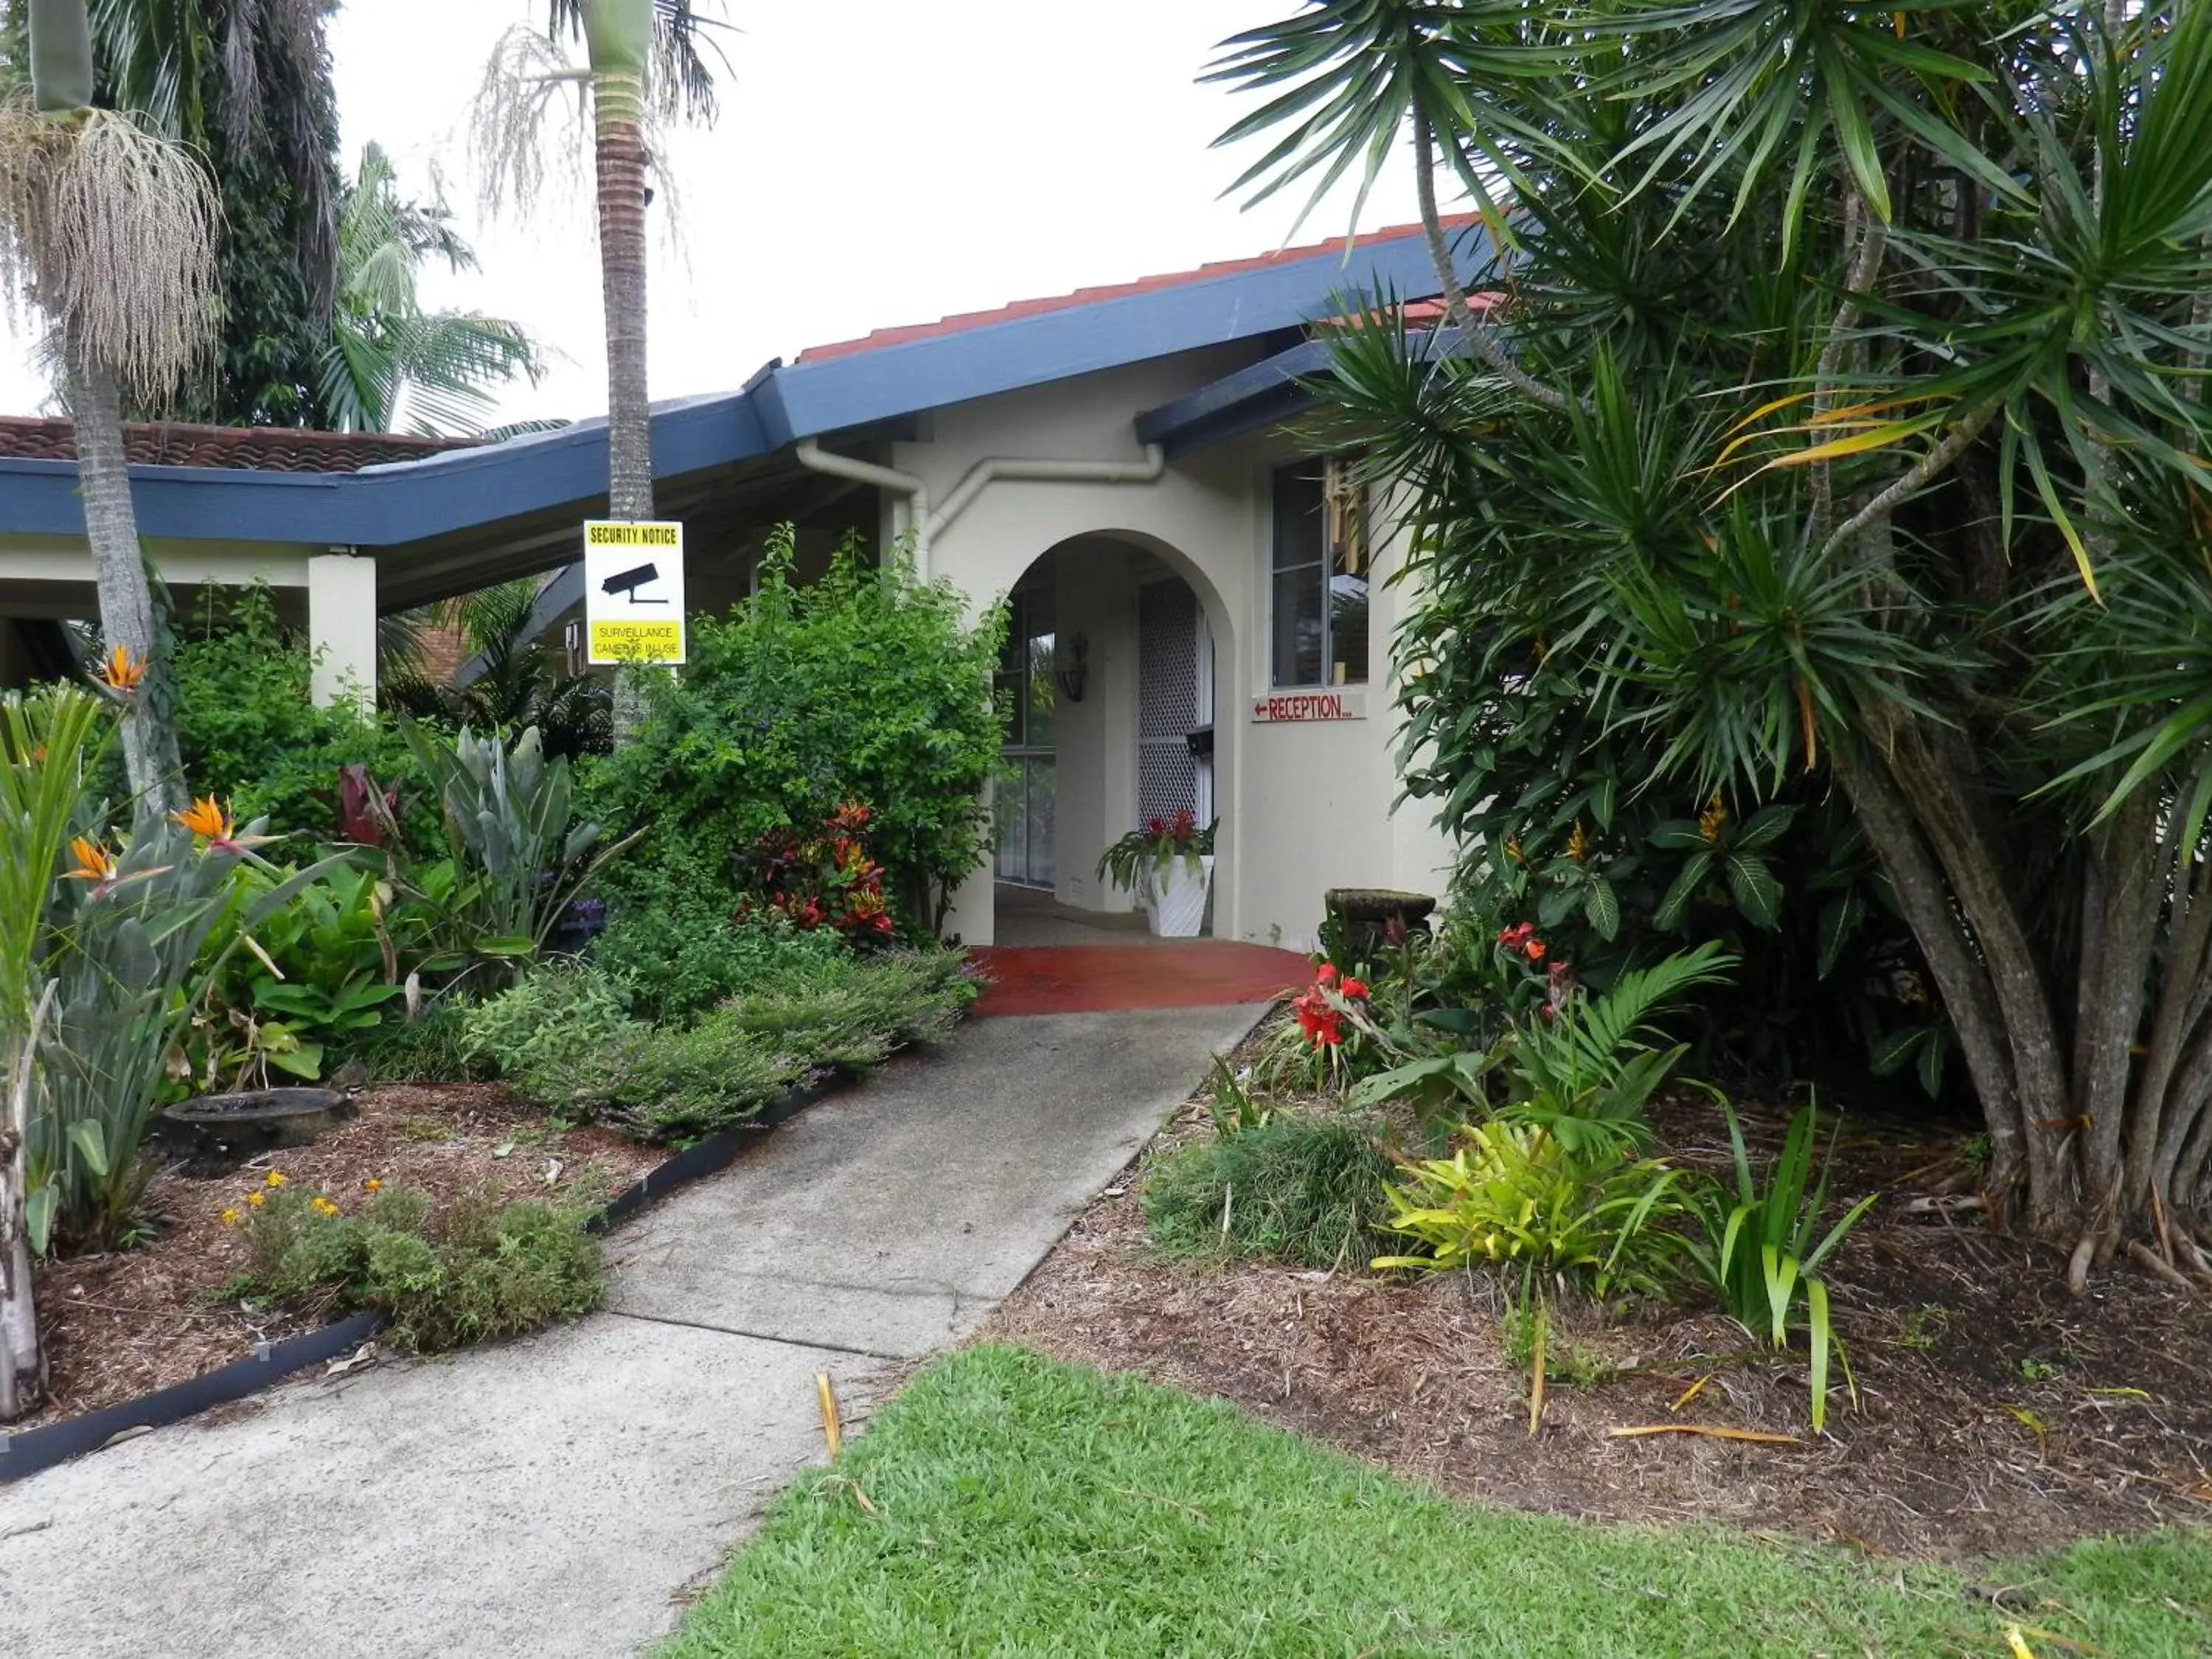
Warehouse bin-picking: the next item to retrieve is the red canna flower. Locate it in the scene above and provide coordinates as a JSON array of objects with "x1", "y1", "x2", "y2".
[
  {"x1": 1523, "y1": 938, "x2": 1547, "y2": 963},
  {"x1": 1315, "y1": 962, "x2": 1338, "y2": 984},
  {"x1": 1340, "y1": 977, "x2": 1370, "y2": 1001}
]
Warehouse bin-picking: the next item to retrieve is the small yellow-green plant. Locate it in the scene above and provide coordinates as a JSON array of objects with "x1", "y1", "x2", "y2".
[{"x1": 1372, "y1": 1120, "x2": 1685, "y2": 1301}]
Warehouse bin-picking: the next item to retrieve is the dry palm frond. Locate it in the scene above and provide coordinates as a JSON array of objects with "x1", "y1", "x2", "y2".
[
  {"x1": 470, "y1": 25, "x2": 592, "y2": 226},
  {"x1": 470, "y1": 24, "x2": 685, "y2": 255},
  {"x1": 0, "y1": 97, "x2": 218, "y2": 400}
]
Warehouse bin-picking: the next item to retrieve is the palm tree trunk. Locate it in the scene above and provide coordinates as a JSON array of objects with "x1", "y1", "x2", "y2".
[
  {"x1": 66, "y1": 354, "x2": 184, "y2": 816},
  {"x1": 586, "y1": 3, "x2": 655, "y2": 741},
  {"x1": 592, "y1": 75, "x2": 652, "y2": 523}
]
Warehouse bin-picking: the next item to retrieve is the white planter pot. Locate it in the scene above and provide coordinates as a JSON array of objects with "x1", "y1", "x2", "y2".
[{"x1": 1143, "y1": 855, "x2": 1214, "y2": 938}]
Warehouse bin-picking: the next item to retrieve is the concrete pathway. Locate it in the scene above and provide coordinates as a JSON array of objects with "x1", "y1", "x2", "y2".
[{"x1": 0, "y1": 1005, "x2": 1265, "y2": 1658}]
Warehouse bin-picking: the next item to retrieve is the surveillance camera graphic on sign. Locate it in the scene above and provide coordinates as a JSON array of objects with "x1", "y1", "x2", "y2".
[{"x1": 582, "y1": 520, "x2": 687, "y2": 665}]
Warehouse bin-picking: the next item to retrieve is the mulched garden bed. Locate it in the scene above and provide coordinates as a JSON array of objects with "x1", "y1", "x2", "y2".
[
  {"x1": 21, "y1": 1084, "x2": 663, "y2": 1428},
  {"x1": 981, "y1": 1065, "x2": 2212, "y2": 1566}
]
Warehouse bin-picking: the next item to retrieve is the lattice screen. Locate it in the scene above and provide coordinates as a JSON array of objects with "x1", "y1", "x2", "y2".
[{"x1": 1138, "y1": 581, "x2": 1199, "y2": 826}]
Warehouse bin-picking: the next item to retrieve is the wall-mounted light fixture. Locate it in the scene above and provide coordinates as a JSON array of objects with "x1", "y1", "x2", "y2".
[{"x1": 1054, "y1": 633, "x2": 1090, "y2": 703}]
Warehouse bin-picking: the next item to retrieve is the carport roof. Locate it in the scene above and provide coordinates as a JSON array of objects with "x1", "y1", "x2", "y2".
[{"x1": 0, "y1": 217, "x2": 1480, "y2": 595}]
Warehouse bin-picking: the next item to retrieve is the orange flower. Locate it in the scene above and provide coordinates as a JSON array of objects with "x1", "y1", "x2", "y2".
[
  {"x1": 174, "y1": 795, "x2": 235, "y2": 841},
  {"x1": 1698, "y1": 793, "x2": 1729, "y2": 845},
  {"x1": 363, "y1": 1178, "x2": 383, "y2": 1194},
  {"x1": 94, "y1": 643, "x2": 146, "y2": 695},
  {"x1": 61, "y1": 835, "x2": 115, "y2": 885}
]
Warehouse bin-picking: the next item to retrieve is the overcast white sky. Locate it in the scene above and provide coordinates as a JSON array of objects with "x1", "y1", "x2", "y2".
[{"x1": 0, "y1": 0, "x2": 1424, "y2": 427}]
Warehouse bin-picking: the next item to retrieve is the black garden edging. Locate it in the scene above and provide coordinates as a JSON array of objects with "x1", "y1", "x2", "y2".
[{"x1": 0, "y1": 1071, "x2": 856, "y2": 1485}]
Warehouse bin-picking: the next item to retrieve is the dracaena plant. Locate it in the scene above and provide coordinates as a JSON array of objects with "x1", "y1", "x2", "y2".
[{"x1": 1221, "y1": 0, "x2": 2212, "y2": 1287}]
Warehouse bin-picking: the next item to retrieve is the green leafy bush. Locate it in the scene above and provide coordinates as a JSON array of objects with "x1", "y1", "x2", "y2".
[
  {"x1": 591, "y1": 881, "x2": 844, "y2": 1026},
  {"x1": 234, "y1": 1178, "x2": 602, "y2": 1351},
  {"x1": 582, "y1": 526, "x2": 1004, "y2": 932},
  {"x1": 1142, "y1": 1113, "x2": 1397, "y2": 1270},
  {"x1": 167, "y1": 585, "x2": 424, "y2": 845},
  {"x1": 460, "y1": 961, "x2": 636, "y2": 1108},
  {"x1": 1372, "y1": 1122, "x2": 1685, "y2": 1301},
  {"x1": 1683, "y1": 1099, "x2": 1877, "y2": 1431}
]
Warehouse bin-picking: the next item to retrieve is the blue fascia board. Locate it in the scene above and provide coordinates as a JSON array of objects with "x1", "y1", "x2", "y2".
[
  {"x1": 1134, "y1": 338, "x2": 1334, "y2": 451},
  {"x1": 0, "y1": 223, "x2": 1481, "y2": 553},
  {"x1": 766, "y1": 226, "x2": 1479, "y2": 441}
]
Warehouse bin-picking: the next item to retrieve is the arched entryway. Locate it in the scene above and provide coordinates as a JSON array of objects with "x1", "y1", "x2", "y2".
[{"x1": 990, "y1": 531, "x2": 1231, "y2": 945}]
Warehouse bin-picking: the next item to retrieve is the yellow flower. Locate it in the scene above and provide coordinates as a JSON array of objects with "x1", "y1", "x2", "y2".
[
  {"x1": 1504, "y1": 837, "x2": 1524, "y2": 865},
  {"x1": 1566, "y1": 821, "x2": 1589, "y2": 863},
  {"x1": 310, "y1": 1196, "x2": 339, "y2": 1217},
  {"x1": 173, "y1": 795, "x2": 236, "y2": 843},
  {"x1": 1697, "y1": 793, "x2": 1730, "y2": 845},
  {"x1": 363, "y1": 1178, "x2": 383, "y2": 1194},
  {"x1": 247, "y1": 1190, "x2": 267, "y2": 1208},
  {"x1": 61, "y1": 835, "x2": 116, "y2": 885},
  {"x1": 220, "y1": 1208, "x2": 242, "y2": 1226},
  {"x1": 264, "y1": 1169, "x2": 287, "y2": 1188},
  {"x1": 94, "y1": 643, "x2": 147, "y2": 695}
]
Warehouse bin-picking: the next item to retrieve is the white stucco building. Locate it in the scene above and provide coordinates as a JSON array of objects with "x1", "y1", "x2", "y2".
[{"x1": 0, "y1": 222, "x2": 1478, "y2": 950}]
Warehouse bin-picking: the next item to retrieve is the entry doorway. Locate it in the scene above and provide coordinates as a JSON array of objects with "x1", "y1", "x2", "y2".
[{"x1": 995, "y1": 580, "x2": 1056, "y2": 887}]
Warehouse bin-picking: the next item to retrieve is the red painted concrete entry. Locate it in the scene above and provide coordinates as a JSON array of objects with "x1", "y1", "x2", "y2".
[{"x1": 970, "y1": 943, "x2": 1308, "y2": 1018}]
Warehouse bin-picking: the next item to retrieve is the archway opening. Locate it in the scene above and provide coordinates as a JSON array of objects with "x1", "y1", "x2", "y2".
[{"x1": 987, "y1": 530, "x2": 1231, "y2": 947}]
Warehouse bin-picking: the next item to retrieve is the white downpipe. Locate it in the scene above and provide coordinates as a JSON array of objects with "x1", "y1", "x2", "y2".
[
  {"x1": 793, "y1": 439, "x2": 931, "y2": 577},
  {"x1": 925, "y1": 445, "x2": 1166, "y2": 546}
]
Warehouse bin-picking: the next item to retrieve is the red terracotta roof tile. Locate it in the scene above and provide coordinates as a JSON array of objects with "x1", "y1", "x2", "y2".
[
  {"x1": 0, "y1": 416, "x2": 480, "y2": 474},
  {"x1": 797, "y1": 216, "x2": 1481, "y2": 364}
]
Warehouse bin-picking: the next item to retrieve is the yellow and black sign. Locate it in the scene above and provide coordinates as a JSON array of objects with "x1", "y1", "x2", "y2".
[{"x1": 582, "y1": 519, "x2": 686, "y2": 665}]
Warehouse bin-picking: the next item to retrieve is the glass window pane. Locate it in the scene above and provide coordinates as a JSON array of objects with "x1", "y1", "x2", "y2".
[
  {"x1": 995, "y1": 764, "x2": 1025, "y2": 880},
  {"x1": 1027, "y1": 756, "x2": 1056, "y2": 886},
  {"x1": 1273, "y1": 462, "x2": 1325, "y2": 571},
  {"x1": 1026, "y1": 628, "x2": 1057, "y2": 750},
  {"x1": 1273, "y1": 566, "x2": 1324, "y2": 687}
]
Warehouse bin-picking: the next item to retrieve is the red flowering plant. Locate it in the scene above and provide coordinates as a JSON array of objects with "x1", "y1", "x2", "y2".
[
  {"x1": 735, "y1": 800, "x2": 900, "y2": 944},
  {"x1": 1096, "y1": 808, "x2": 1216, "y2": 896},
  {"x1": 1259, "y1": 958, "x2": 1391, "y2": 1094}
]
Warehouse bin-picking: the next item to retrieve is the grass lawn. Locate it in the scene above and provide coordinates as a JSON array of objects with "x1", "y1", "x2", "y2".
[{"x1": 661, "y1": 1346, "x2": 2210, "y2": 1658}]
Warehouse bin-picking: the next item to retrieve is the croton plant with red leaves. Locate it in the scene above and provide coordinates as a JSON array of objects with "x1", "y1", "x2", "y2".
[{"x1": 737, "y1": 799, "x2": 898, "y2": 942}]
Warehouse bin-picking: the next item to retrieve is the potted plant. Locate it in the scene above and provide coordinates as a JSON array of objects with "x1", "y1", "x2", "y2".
[{"x1": 1097, "y1": 810, "x2": 1217, "y2": 937}]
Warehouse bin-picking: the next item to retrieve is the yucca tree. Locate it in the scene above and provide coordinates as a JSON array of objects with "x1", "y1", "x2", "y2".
[
  {"x1": 1221, "y1": 1, "x2": 2212, "y2": 1289},
  {"x1": 476, "y1": 0, "x2": 723, "y2": 524},
  {"x1": 0, "y1": 0, "x2": 218, "y2": 815},
  {"x1": 321, "y1": 142, "x2": 542, "y2": 435}
]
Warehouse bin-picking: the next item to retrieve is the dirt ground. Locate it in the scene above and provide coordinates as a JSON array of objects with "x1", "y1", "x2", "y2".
[
  {"x1": 23, "y1": 1084, "x2": 661, "y2": 1427},
  {"x1": 981, "y1": 1072, "x2": 2212, "y2": 1566}
]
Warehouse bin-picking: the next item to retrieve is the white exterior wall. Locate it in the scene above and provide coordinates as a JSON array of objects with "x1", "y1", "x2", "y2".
[{"x1": 905, "y1": 356, "x2": 1455, "y2": 950}]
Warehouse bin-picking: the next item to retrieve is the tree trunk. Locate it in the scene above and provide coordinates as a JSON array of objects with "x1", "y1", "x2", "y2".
[
  {"x1": 588, "y1": 13, "x2": 655, "y2": 743},
  {"x1": 66, "y1": 355, "x2": 185, "y2": 818}
]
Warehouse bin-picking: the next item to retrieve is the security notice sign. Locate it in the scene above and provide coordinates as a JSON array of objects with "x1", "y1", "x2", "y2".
[{"x1": 583, "y1": 520, "x2": 686, "y2": 665}]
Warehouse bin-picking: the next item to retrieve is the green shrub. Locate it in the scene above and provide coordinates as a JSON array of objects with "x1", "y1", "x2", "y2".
[
  {"x1": 461, "y1": 960, "x2": 635, "y2": 1087},
  {"x1": 581, "y1": 526, "x2": 1005, "y2": 931},
  {"x1": 234, "y1": 1179, "x2": 602, "y2": 1351},
  {"x1": 1142, "y1": 1113, "x2": 1397, "y2": 1270},
  {"x1": 167, "y1": 585, "x2": 426, "y2": 845},
  {"x1": 617, "y1": 1014, "x2": 801, "y2": 1139},
  {"x1": 716, "y1": 950, "x2": 976, "y2": 1060},
  {"x1": 591, "y1": 883, "x2": 844, "y2": 1026}
]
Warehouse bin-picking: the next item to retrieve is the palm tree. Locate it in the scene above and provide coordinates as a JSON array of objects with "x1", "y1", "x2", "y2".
[
  {"x1": 320, "y1": 142, "x2": 543, "y2": 436},
  {"x1": 0, "y1": 0, "x2": 219, "y2": 814},
  {"x1": 475, "y1": 0, "x2": 724, "y2": 524}
]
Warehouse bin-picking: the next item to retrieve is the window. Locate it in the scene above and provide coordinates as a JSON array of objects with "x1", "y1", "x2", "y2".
[{"x1": 1270, "y1": 459, "x2": 1368, "y2": 689}]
